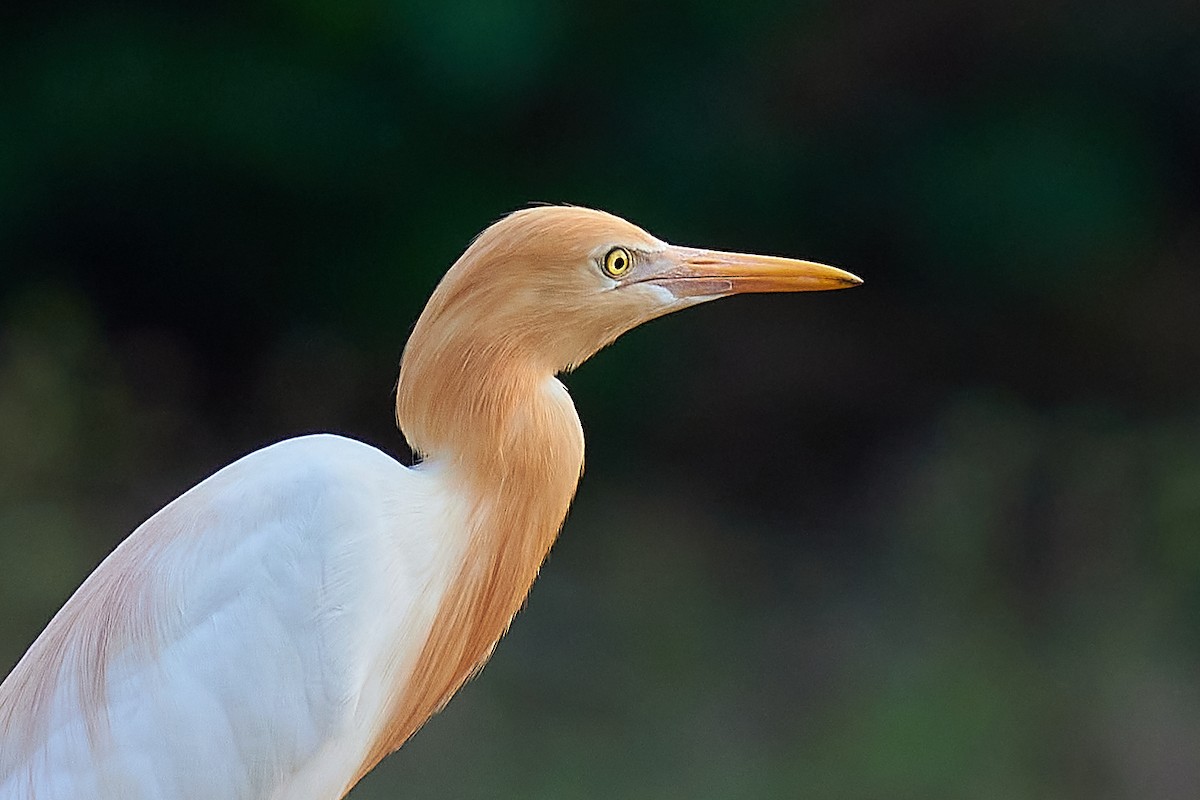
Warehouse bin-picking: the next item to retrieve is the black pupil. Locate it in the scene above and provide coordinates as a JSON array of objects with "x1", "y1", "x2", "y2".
[{"x1": 613, "y1": 255, "x2": 625, "y2": 270}]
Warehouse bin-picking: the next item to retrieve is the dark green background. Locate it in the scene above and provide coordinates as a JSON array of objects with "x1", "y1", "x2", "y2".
[{"x1": 2, "y1": 1, "x2": 1199, "y2": 797}]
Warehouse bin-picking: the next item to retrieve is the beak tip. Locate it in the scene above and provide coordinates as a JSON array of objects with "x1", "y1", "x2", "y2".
[{"x1": 832, "y1": 268, "x2": 864, "y2": 289}]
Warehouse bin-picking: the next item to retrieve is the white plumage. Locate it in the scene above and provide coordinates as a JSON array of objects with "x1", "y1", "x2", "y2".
[{"x1": 3, "y1": 435, "x2": 467, "y2": 799}]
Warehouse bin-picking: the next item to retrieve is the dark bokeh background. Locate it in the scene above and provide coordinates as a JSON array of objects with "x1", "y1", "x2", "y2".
[{"x1": 3, "y1": 1, "x2": 1200, "y2": 797}]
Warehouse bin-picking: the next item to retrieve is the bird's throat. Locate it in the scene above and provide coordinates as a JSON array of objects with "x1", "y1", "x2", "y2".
[{"x1": 353, "y1": 375, "x2": 585, "y2": 785}]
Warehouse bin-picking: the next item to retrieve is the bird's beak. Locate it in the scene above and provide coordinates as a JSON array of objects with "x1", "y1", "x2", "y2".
[{"x1": 639, "y1": 246, "x2": 862, "y2": 298}]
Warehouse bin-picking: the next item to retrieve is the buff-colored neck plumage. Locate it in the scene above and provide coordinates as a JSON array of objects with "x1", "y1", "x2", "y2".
[{"x1": 353, "y1": 208, "x2": 663, "y2": 780}]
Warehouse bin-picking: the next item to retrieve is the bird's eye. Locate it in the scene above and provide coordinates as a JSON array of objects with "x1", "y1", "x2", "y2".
[{"x1": 603, "y1": 247, "x2": 633, "y2": 278}]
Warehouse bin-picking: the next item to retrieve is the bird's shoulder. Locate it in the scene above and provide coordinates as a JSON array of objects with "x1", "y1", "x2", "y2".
[
  {"x1": 153, "y1": 433, "x2": 424, "y2": 546},
  {"x1": 201, "y1": 432, "x2": 411, "y2": 512}
]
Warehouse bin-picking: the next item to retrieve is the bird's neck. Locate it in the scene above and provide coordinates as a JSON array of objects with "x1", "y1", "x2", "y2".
[{"x1": 362, "y1": 349, "x2": 584, "y2": 776}]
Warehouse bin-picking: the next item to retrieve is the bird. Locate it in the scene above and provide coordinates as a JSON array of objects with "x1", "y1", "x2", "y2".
[{"x1": 0, "y1": 205, "x2": 861, "y2": 799}]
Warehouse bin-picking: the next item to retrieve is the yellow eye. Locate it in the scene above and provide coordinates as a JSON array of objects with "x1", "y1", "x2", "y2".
[{"x1": 603, "y1": 247, "x2": 633, "y2": 278}]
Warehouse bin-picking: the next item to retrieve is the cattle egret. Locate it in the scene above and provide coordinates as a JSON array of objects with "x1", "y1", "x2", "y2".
[{"x1": 0, "y1": 206, "x2": 860, "y2": 799}]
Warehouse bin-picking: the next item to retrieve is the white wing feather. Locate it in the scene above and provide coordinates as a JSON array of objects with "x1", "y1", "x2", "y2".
[{"x1": 0, "y1": 434, "x2": 468, "y2": 800}]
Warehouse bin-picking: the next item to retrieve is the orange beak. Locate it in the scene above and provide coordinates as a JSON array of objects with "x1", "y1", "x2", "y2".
[{"x1": 640, "y1": 246, "x2": 862, "y2": 298}]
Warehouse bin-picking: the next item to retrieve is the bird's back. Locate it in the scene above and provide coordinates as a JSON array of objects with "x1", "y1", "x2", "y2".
[{"x1": 0, "y1": 434, "x2": 467, "y2": 800}]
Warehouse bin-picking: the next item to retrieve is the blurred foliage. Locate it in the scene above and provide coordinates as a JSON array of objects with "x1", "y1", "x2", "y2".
[{"x1": 2, "y1": 0, "x2": 1200, "y2": 797}]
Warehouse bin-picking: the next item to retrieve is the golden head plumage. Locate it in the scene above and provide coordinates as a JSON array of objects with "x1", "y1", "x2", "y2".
[{"x1": 397, "y1": 205, "x2": 860, "y2": 462}]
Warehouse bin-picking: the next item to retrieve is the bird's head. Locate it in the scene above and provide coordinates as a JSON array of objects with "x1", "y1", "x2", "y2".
[
  {"x1": 397, "y1": 205, "x2": 860, "y2": 459},
  {"x1": 405, "y1": 205, "x2": 861, "y2": 373}
]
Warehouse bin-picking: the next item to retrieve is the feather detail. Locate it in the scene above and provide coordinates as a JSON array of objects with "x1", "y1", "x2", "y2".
[{"x1": 0, "y1": 491, "x2": 212, "y2": 778}]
